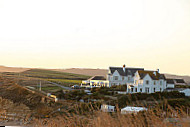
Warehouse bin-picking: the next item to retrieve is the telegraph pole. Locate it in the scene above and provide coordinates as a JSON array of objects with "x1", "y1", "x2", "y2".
[{"x1": 39, "y1": 81, "x2": 42, "y2": 91}]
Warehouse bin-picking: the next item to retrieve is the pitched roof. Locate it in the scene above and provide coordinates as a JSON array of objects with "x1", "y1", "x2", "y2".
[
  {"x1": 138, "y1": 70, "x2": 166, "y2": 80},
  {"x1": 109, "y1": 67, "x2": 144, "y2": 76},
  {"x1": 174, "y1": 79, "x2": 186, "y2": 84},
  {"x1": 166, "y1": 78, "x2": 186, "y2": 84},
  {"x1": 89, "y1": 76, "x2": 106, "y2": 80}
]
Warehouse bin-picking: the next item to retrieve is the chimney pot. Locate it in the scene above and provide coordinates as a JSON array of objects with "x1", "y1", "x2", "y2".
[{"x1": 123, "y1": 64, "x2": 126, "y2": 72}]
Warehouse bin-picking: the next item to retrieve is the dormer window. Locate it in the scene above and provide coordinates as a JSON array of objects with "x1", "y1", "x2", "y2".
[
  {"x1": 122, "y1": 76, "x2": 125, "y2": 81},
  {"x1": 146, "y1": 80, "x2": 149, "y2": 85}
]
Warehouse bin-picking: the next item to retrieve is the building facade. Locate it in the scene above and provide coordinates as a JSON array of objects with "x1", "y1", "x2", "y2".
[
  {"x1": 81, "y1": 76, "x2": 110, "y2": 88},
  {"x1": 127, "y1": 70, "x2": 167, "y2": 94},
  {"x1": 107, "y1": 65, "x2": 144, "y2": 86}
]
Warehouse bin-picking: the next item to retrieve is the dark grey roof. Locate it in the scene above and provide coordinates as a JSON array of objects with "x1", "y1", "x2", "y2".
[
  {"x1": 166, "y1": 79, "x2": 175, "y2": 84},
  {"x1": 174, "y1": 79, "x2": 186, "y2": 84},
  {"x1": 89, "y1": 76, "x2": 106, "y2": 80},
  {"x1": 166, "y1": 78, "x2": 186, "y2": 85},
  {"x1": 109, "y1": 67, "x2": 144, "y2": 76}
]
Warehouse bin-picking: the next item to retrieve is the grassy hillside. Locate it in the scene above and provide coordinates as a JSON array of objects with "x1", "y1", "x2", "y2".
[
  {"x1": 0, "y1": 65, "x2": 29, "y2": 72},
  {"x1": 21, "y1": 69, "x2": 91, "y2": 80},
  {"x1": 55, "y1": 68, "x2": 108, "y2": 77},
  {"x1": 1, "y1": 69, "x2": 91, "y2": 88}
]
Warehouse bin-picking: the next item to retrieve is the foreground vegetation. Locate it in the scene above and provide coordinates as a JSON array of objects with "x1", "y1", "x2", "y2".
[{"x1": 0, "y1": 72, "x2": 190, "y2": 126}]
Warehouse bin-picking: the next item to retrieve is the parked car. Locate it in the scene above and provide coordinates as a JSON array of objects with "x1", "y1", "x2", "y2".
[{"x1": 71, "y1": 85, "x2": 80, "y2": 89}]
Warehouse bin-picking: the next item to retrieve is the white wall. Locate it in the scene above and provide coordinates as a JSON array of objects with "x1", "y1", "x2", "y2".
[
  {"x1": 167, "y1": 83, "x2": 175, "y2": 88},
  {"x1": 128, "y1": 72, "x2": 167, "y2": 94},
  {"x1": 108, "y1": 70, "x2": 135, "y2": 86}
]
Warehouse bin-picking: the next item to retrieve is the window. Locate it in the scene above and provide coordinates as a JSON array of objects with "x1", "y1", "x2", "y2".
[
  {"x1": 128, "y1": 77, "x2": 130, "y2": 80},
  {"x1": 114, "y1": 76, "x2": 118, "y2": 80},
  {"x1": 154, "y1": 81, "x2": 156, "y2": 85},
  {"x1": 160, "y1": 81, "x2": 162, "y2": 85},
  {"x1": 154, "y1": 88, "x2": 156, "y2": 92},
  {"x1": 135, "y1": 88, "x2": 137, "y2": 92},
  {"x1": 145, "y1": 87, "x2": 149, "y2": 93},
  {"x1": 146, "y1": 80, "x2": 149, "y2": 85},
  {"x1": 122, "y1": 76, "x2": 125, "y2": 81},
  {"x1": 160, "y1": 88, "x2": 162, "y2": 91},
  {"x1": 131, "y1": 88, "x2": 134, "y2": 93},
  {"x1": 135, "y1": 80, "x2": 138, "y2": 85},
  {"x1": 140, "y1": 88, "x2": 142, "y2": 92}
]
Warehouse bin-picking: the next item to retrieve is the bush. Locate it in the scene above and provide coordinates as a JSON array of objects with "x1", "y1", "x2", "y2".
[
  {"x1": 111, "y1": 85, "x2": 127, "y2": 91},
  {"x1": 117, "y1": 91, "x2": 186, "y2": 108}
]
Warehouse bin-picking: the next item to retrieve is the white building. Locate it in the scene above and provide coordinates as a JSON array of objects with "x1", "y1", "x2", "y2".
[
  {"x1": 179, "y1": 88, "x2": 190, "y2": 96},
  {"x1": 108, "y1": 65, "x2": 144, "y2": 86},
  {"x1": 166, "y1": 79, "x2": 175, "y2": 88},
  {"x1": 81, "y1": 76, "x2": 110, "y2": 88},
  {"x1": 127, "y1": 70, "x2": 167, "y2": 94},
  {"x1": 101, "y1": 104, "x2": 115, "y2": 112},
  {"x1": 166, "y1": 78, "x2": 187, "y2": 89},
  {"x1": 121, "y1": 106, "x2": 147, "y2": 114}
]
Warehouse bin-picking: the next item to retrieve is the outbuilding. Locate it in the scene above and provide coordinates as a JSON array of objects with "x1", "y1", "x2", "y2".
[
  {"x1": 121, "y1": 106, "x2": 147, "y2": 114},
  {"x1": 101, "y1": 104, "x2": 115, "y2": 112},
  {"x1": 179, "y1": 88, "x2": 190, "y2": 96}
]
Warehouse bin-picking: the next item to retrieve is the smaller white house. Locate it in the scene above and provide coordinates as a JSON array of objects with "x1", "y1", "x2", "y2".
[
  {"x1": 127, "y1": 70, "x2": 167, "y2": 94},
  {"x1": 81, "y1": 76, "x2": 109, "y2": 88},
  {"x1": 101, "y1": 104, "x2": 115, "y2": 112},
  {"x1": 166, "y1": 79, "x2": 175, "y2": 88},
  {"x1": 166, "y1": 79, "x2": 187, "y2": 88},
  {"x1": 121, "y1": 106, "x2": 147, "y2": 114},
  {"x1": 174, "y1": 79, "x2": 187, "y2": 86}
]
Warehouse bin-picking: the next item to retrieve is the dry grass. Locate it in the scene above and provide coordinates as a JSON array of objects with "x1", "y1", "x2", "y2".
[{"x1": 33, "y1": 102, "x2": 190, "y2": 127}]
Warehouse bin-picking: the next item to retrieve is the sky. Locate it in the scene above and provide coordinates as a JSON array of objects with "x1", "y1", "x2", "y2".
[{"x1": 0, "y1": 0, "x2": 190, "y2": 75}]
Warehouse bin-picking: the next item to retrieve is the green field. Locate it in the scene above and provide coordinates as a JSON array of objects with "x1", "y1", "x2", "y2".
[
  {"x1": 48, "y1": 79, "x2": 82, "y2": 87},
  {"x1": 21, "y1": 69, "x2": 90, "y2": 80},
  {"x1": 2, "y1": 69, "x2": 91, "y2": 88}
]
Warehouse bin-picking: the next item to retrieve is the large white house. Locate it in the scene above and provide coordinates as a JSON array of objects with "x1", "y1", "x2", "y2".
[
  {"x1": 107, "y1": 65, "x2": 144, "y2": 86},
  {"x1": 127, "y1": 70, "x2": 167, "y2": 94},
  {"x1": 81, "y1": 64, "x2": 186, "y2": 94}
]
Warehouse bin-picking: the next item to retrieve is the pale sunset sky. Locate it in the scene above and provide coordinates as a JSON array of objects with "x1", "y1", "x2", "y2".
[{"x1": 0, "y1": 0, "x2": 190, "y2": 75}]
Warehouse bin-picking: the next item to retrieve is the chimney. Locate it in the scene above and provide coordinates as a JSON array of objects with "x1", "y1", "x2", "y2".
[
  {"x1": 157, "y1": 69, "x2": 159, "y2": 73},
  {"x1": 153, "y1": 71, "x2": 157, "y2": 76},
  {"x1": 123, "y1": 64, "x2": 126, "y2": 72}
]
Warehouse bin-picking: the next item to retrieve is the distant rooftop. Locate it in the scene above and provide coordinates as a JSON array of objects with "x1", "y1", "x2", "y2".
[
  {"x1": 89, "y1": 76, "x2": 106, "y2": 80},
  {"x1": 109, "y1": 66, "x2": 144, "y2": 76}
]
